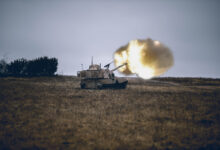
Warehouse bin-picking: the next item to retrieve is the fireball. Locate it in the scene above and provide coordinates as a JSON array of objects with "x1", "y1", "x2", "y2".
[{"x1": 114, "y1": 38, "x2": 174, "y2": 79}]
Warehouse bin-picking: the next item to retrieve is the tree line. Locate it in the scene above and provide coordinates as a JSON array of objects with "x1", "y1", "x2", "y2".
[{"x1": 0, "y1": 56, "x2": 58, "y2": 77}]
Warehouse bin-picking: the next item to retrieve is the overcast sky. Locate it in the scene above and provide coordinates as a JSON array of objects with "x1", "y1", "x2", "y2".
[{"x1": 0, "y1": 0, "x2": 220, "y2": 78}]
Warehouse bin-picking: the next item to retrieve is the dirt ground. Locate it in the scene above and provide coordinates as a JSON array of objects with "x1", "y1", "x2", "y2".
[{"x1": 0, "y1": 76, "x2": 220, "y2": 150}]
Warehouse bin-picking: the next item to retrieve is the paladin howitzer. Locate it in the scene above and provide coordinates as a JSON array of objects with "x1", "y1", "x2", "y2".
[{"x1": 77, "y1": 59, "x2": 128, "y2": 89}]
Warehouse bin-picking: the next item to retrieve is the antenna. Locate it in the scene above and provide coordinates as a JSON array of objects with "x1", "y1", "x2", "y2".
[
  {"x1": 91, "y1": 56, "x2": 93, "y2": 65},
  {"x1": 81, "y1": 64, "x2": 84, "y2": 70}
]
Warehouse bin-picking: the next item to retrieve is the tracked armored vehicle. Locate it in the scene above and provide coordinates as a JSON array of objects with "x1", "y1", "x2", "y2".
[{"x1": 77, "y1": 60, "x2": 128, "y2": 89}]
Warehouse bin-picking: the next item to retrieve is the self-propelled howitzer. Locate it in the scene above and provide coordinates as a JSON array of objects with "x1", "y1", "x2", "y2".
[{"x1": 77, "y1": 61, "x2": 128, "y2": 89}]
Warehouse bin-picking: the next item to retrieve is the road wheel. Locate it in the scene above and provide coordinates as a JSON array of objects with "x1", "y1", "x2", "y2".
[
  {"x1": 81, "y1": 83, "x2": 86, "y2": 89},
  {"x1": 97, "y1": 83, "x2": 102, "y2": 89}
]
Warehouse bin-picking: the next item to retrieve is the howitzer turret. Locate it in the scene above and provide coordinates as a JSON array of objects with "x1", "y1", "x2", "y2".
[{"x1": 77, "y1": 59, "x2": 128, "y2": 89}]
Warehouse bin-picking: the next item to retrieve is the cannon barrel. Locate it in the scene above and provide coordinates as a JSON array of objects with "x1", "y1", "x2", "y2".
[{"x1": 111, "y1": 63, "x2": 127, "y2": 72}]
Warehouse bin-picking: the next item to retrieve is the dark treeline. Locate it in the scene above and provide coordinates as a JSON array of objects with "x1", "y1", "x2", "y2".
[{"x1": 0, "y1": 56, "x2": 58, "y2": 77}]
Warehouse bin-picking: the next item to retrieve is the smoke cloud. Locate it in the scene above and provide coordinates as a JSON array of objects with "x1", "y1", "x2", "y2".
[{"x1": 114, "y1": 38, "x2": 174, "y2": 79}]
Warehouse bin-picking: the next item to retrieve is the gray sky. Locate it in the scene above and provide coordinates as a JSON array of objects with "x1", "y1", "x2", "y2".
[{"x1": 1, "y1": 0, "x2": 220, "y2": 78}]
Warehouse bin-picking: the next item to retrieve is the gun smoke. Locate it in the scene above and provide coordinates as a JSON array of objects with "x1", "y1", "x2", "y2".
[{"x1": 114, "y1": 38, "x2": 174, "y2": 79}]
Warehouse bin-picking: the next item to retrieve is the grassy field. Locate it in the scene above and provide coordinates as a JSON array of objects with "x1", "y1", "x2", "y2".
[{"x1": 0, "y1": 76, "x2": 220, "y2": 149}]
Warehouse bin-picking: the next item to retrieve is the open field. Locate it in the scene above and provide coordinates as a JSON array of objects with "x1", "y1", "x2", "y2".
[{"x1": 0, "y1": 76, "x2": 220, "y2": 149}]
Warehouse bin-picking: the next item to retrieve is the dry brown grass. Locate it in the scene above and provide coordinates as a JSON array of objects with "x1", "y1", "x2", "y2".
[{"x1": 0, "y1": 76, "x2": 220, "y2": 149}]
